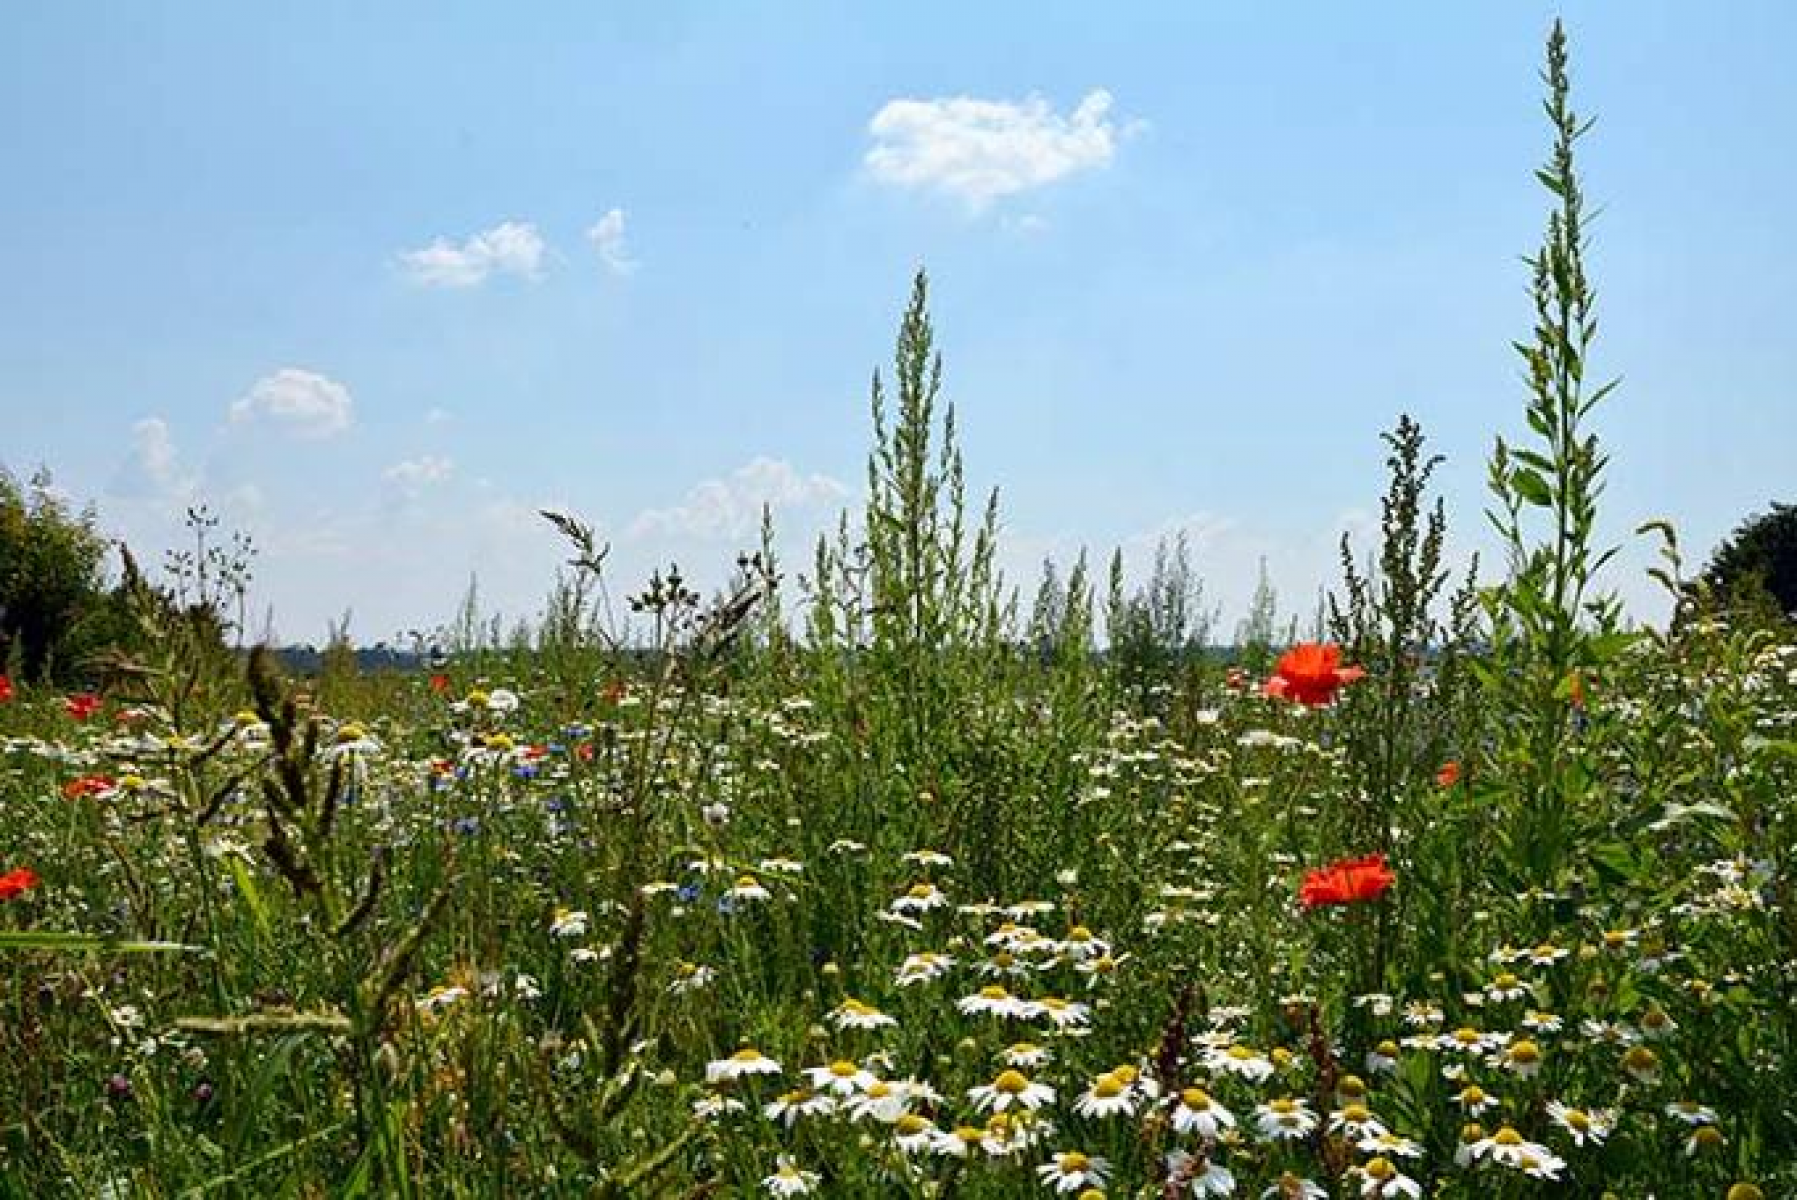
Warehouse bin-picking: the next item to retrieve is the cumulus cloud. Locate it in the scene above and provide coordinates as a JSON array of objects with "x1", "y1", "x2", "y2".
[
  {"x1": 866, "y1": 88, "x2": 1130, "y2": 209},
  {"x1": 229, "y1": 369, "x2": 354, "y2": 438},
  {"x1": 629, "y1": 457, "x2": 849, "y2": 542},
  {"x1": 398, "y1": 221, "x2": 546, "y2": 287},
  {"x1": 381, "y1": 456, "x2": 455, "y2": 506},
  {"x1": 586, "y1": 208, "x2": 637, "y2": 276},
  {"x1": 383, "y1": 455, "x2": 455, "y2": 488},
  {"x1": 111, "y1": 416, "x2": 196, "y2": 501}
]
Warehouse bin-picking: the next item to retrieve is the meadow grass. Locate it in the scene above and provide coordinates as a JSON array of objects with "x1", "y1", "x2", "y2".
[{"x1": 1, "y1": 22, "x2": 1794, "y2": 1200}]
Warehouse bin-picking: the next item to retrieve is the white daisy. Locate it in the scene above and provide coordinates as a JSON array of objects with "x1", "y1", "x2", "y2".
[
  {"x1": 762, "y1": 1155, "x2": 818, "y2": 1197},
  {"x1": 1253, "y1": 1097, "x2": 1317, "y2": 1141},
  {"x1": 966, "y1": 1068, "x2": 1056, "y2": 1112},
  {"x1": 1170, "y1": 1087, "x2": 1236, "y2": 1139},
  {"x1": 705, "y1": 1048, "x2": 781, "y2": 1083},
  {"x1": 1035, "y1": 1150, "x2": 1111, "y2": 1194}
]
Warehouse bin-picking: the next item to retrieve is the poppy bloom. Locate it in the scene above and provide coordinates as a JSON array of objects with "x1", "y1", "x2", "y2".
[
  {"x1": 0, "y1": 867, "x2": 40, "y2": 901},
  {"x1": 0, "y1": 675, "x2": 12, "y2": 704},
  {"x1": 64, "y1": 692, "x2": 102, "y2": 721},
  {"x1": 62, "y1": 774, "x2": 117, "y2": 800},
  {"x1": 1437, "y1": 761, "x2": 1461, "y2": 788},
  {"x1": 428, "y1": 673, "x2": 452, "y2": 695},
  {"x1": 1299, "y1": 853, "x2": 1394, "y2": 908},
  {"x1": 1264, "y1": 643, "x2": 1365, "y2": 707}
]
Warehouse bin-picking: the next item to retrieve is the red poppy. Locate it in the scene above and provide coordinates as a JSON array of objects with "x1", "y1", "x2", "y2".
[
  {"x1": 64, "y1": 692, "x2": 102, "y2": 721},
  {"x1": 1299, "y1": 852, "x2": 1394, "y2": 908},
  {"x1": 0, "y1": 675, "x2": 13, "y2": 704},
  {"x1": 429, "y1": 673, "x2": 452, "y2": 695},
  {"x1": 1436, "y1": 761, "x2": 1461, "y2": 788},
  {"x1": 1264, "y1": 643, "x2": 1365, "y2": 707},
  {"x1": 62, "y1": 774, "x2": 116, "y2": 800},
  {"x1": 0, "y1": 867, "x2": 40, "y2": 901}
]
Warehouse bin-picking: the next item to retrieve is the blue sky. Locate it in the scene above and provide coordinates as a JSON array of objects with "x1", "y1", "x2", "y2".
[{"x1": 3, "y1": 3, "x2": 1792, "y2": 643}]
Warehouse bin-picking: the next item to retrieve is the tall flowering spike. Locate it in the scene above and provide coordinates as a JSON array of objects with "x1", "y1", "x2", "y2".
[
  {"x1": 1264, "y1": 643, "x2": 1365, "y2": 707},
  {"x1": 1299, "y1": 853, "x2": 1394, "y2": 909}
]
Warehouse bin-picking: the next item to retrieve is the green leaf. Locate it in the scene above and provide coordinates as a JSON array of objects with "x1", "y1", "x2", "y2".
[
  {"x1": 1510, "y1": 467, "x2": 1553, "y2": 507},
  {"x1": 227, "y1": 855, "x2": 272, "y2": 939}
]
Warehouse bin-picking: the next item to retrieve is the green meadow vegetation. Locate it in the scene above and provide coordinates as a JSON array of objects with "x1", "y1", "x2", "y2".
[{"x1": 2, "y1": 24, "x2": 1793, "y2": 1199}]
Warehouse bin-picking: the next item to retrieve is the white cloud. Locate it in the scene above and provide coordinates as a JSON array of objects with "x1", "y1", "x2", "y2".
[
  {"x1": 398, "y1": 221, "x2": 546, "y2": 288},
  {"x1": 131, "y1": 417, "x2": 182, "y2": 488},
  {"x1": 111, "y1": 415, "x2": 196, "y2": 501},
  {"x1": 866, "y1": 88, "x2": 1129, "y2": 209},
  {"x1": 629, "y1": 457, "x2": 849, "y2": 542},
  {"x1": 586, "y1": 208, "x2": 637, "y2": 276},
  {"x1": 229, "y1": 369, "x2": 354, "y2": 439},
  {"x1": 383, "y1": 455, "x2": 455, "y2": 488}
]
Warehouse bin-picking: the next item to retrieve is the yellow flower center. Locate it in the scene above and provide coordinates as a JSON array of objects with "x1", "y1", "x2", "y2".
[
  {"x1": 828, "y1": 1060, "x2": 857, "y2": 1078},
  {"x1": 1363, "y1": 1157, "x2": 1395, "y2": 1181},
  {"x1": 730, "y1": 1048, "x2": 763, "y2": 1062},
  {"x1": 993, "y1": 1069, "x2": 1029, "y2": 1095},
  {"x1": 1564, "y1": 1109, "x2": 1591, "y2": 1131},
  {"x1": 895, "y1": 1114, "x2": 929, "y2": 1135},
  {"x1": 1342, "y1": 1104, "x2": 1372, "y2": 1122},
  {"x1": 1058, "y1": 1152, "x2": 1091, "y2": 1172},
  {"x1": 1493, "y1": 1126, "x2": 1523, "y2": 1147},
  {"x1": 1094, "y1": 1075, "x2": 1125, "y2": 1098},
  {"x1": 1509, "y1": 1039, "x2": 1541, "y2": 1064},
  {"x1": 1180, "y1": 1087, "x2": 1212, "y2": 1110},
  {"x1": 979, "y1": 985, "x2": 1009, "y2": 1000}
]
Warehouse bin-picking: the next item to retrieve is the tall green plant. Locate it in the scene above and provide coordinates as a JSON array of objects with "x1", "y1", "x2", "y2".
[{"x1": 1482, "y1": 19, "x2": 1631, "y2": 889}]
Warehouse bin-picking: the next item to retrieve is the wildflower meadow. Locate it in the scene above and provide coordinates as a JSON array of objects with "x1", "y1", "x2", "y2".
[{"x1": 2, "y1": 22, "x2": 1794, "y2": 1200}]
